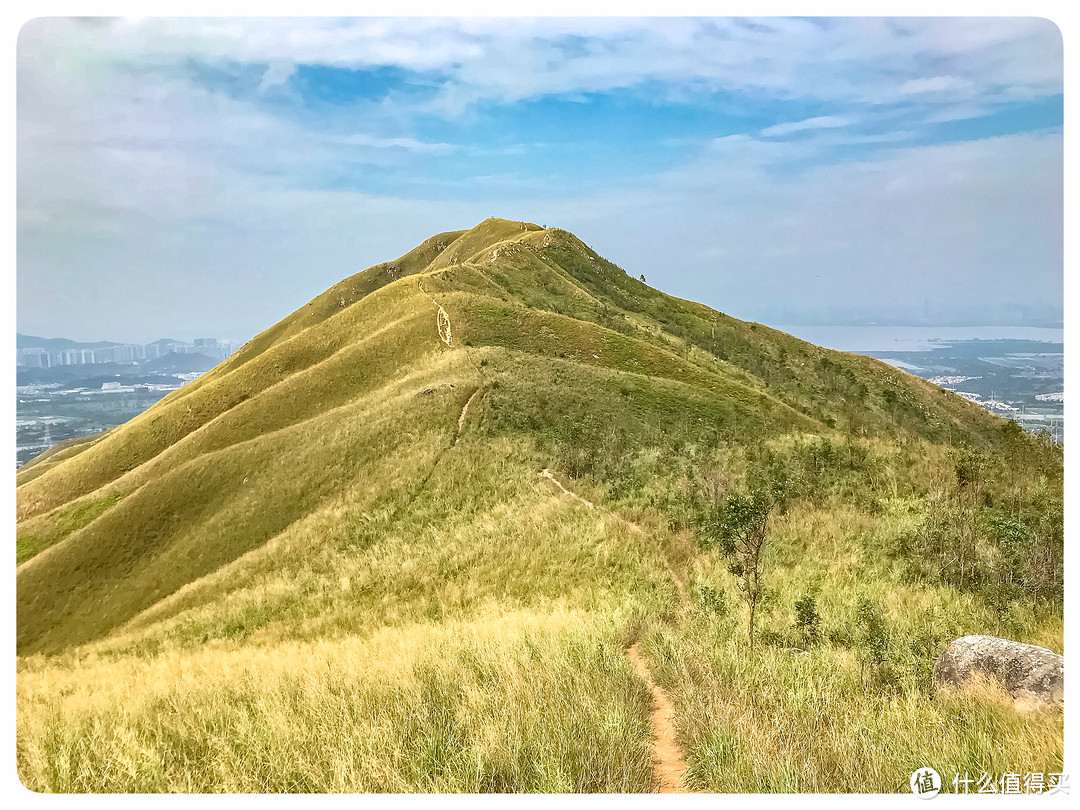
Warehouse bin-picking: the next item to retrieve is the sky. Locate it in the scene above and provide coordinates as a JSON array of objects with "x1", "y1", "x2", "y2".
[{"x1": 16, "y1": 14, "x2": 1064, "y2": 344}]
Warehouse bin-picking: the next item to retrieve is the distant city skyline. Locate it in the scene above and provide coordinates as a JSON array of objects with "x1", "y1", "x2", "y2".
[
  {"x1": 17, "y1": 16, "x2": 1063, "y2": 343},
  {"x1": 16, "y1": 334, "x2": 242, "y2": 368}
]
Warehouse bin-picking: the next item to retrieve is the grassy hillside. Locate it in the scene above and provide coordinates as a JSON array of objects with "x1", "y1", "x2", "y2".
[{"x1": 16, "y1": 219, "x2": 1062, "y2": 792}]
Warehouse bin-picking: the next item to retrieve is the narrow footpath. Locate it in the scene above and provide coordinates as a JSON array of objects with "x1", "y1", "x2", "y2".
[
  {"x1": 626, "y1": 643, "x2": 695, "y2": 794},
  {"x1": 458, "y1": 388, "x2": 482, "y2": 433},
  {"x1": 426, "y1": 277, "x2": 697, "y2": 792},
  {"x1": 539, "y1": 468, "x2": 698, "y2": 794}
]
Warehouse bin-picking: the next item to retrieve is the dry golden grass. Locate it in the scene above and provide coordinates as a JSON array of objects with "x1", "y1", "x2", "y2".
[
  {"x1": 18, "y1": 610, "x2": 653, "y2": 792},
  {"x1": 15, "y1": 218, "x2": 1061, "y2": 793}
]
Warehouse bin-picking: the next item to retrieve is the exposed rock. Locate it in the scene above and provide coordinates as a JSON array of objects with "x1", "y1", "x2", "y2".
[
  {"x1": 934, "y1": 635, "x2": 1063, "y2": 709},
  {"x1": 416, "y1": 383, "x2": 455, "y2": 397}
]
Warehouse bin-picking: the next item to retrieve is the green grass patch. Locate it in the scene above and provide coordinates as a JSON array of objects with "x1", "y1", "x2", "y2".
[{"x1": 16, "y1": 492, "x2": 124, "y2": 565}]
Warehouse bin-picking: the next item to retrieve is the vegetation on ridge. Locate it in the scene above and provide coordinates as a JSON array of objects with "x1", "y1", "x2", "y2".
[{"x1": 16, "y1": 218, "x2": 1062, "y2": 793}]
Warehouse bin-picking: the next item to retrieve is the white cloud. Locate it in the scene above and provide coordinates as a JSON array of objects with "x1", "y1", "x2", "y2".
[
  {"x1": 760, "y1": 115, "x2": 853, "y2": 137},
  {"x1": 900, "y1": 75, "x2": 974, "y2": 95},
  {"x1": 18, "y1": 16, "x2": 1063, "y2": 113},
  {"x1": 256, "y1": 62, "x2": 297, "y2": 95},
  {"x1": 326, "y1": 133, "x2": 455, "y2": 154},
  {"x1": 15, "y1": 17, "x2": 1063, "y2": 340}
]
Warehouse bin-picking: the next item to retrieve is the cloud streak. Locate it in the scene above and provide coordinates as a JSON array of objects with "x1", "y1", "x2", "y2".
[
  {"x1": 760, "y1": 115, "x2": 853, "y2": 137},
  {"x1": 19, "y1": 17, "x2": 1063, "y2": 112}
]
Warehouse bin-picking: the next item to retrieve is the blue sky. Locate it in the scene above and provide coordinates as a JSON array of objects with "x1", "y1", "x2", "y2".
[{"x1": 17, "y1": 16, "x2": 1064, "y2": 343}]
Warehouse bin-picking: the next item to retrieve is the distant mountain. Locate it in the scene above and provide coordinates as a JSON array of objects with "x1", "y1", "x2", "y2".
[
  {"x1": 17, "y1": 334, "x2": 119, "y2": 350},
  {"x1": 18, "y1": 334, "x2": 219, "y2": 351},
  {"x1": 142, "y1": 351, "x2": 218, "y2": 373}
]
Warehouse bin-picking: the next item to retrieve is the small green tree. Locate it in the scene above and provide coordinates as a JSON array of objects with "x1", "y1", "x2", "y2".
[
  {"x1": 794, "y1": 593, "x2": 821, "y2": 644},
  {"x1": 713, "y1": 490, "x2": 775, "y2": 647},
  {"x1": 954, "y1": 446, "x2": 988, "y2": 494},
  {"x1": 855, "y1": 597, "x2": 891, "y2": 687}
]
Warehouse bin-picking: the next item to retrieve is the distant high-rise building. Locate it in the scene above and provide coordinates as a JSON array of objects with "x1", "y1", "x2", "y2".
[
  {"x1": 16, "y1": 348, "x2": 49, "y2": 368},
  {"x1": 154, "y1": 340, "x2": 186, "y2": 357},
  {"x1": 111, "y1": 345, "x2": 140, "y2": 364}
]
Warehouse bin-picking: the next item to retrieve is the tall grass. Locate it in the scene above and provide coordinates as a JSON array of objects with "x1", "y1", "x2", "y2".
[
  {"x1": 15, "y1": 218, "x2": 1063, "y2": 793},
  {"x1": 19, "y1": 613, "x2": 652, "y2": 792},
  {"x1": 640, "y1": 616, "x2": 1062, "y2": 793},
  {"x1": 637, "y1": 484, "x2": 1063, "y2": 793}
]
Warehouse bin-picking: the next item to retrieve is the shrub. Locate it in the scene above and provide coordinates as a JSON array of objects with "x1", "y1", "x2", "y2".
[
  {"x1": 794, "y1": 594, "x2": 821, "y2": 644},
  {"x1": 855, "y1": 597, "x2": 897, "y2": 690},
  {"x1": 757, "y1": 628, "x2": 786, "y2": 647},
  {"x1": 698, "y1": 585, "x2": 728, "y2": 617},
  {"x1": 905, "y1": 609, "x2": 944, "y2": 692}
]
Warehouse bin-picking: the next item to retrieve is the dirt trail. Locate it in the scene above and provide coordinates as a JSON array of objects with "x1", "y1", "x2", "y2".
[
  {"x1": 626, "y1": 643, "x2": 697, "y2": 794},
  {"x1": 539, "y1": 468, "x2": 594, "y2": 510},
  {"x1": 538, "y1": 469, "x2": 688, "y2": 605},
  {"x1": 538, "y1": 468, "x2": 697, "y2": 793},
  {"x1": 458, "y1": 389, "x2": 481, "y2": 433}
]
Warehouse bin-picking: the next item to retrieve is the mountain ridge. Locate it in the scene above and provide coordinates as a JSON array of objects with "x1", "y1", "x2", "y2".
[
  {"x1": 16, "y1": 218, "x2": 1063, "y2": 793},
  {"x1": 17, "y1": 217, "x2": 1006, "y2": 657}
]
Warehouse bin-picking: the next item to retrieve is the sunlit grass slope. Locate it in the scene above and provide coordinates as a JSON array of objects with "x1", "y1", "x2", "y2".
[
  {"x1": 16, "y1": 218, "x2": 1060, "y2": 793},
  {"x1": 638, "y1": 488, "x2": 1063, "y2": 793}
]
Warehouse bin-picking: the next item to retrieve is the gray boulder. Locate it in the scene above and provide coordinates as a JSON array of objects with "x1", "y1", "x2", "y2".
[{"x1": 934, "y1": 635, "x2": 1063, "y2": 709}]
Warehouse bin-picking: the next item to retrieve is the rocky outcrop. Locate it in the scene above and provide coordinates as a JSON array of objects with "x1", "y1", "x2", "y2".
[{"x1": 934, "y1": 635, "x2": 1063, "y2": 709}]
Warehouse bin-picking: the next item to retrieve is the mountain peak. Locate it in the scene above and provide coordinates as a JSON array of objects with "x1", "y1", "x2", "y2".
[{"x1": 16, "y1": 220, "x2": 1010, "y2": 657}]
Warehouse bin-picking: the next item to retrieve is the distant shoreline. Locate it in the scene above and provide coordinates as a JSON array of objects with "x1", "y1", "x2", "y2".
[{"x1": 775, "y1": 324, "x2": 1064, "y2": 354}]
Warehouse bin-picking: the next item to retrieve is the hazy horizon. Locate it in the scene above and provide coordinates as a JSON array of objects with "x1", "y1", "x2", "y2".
[{"x1": 18, "y1": 320, "x2": 1067, "y2": 356}]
